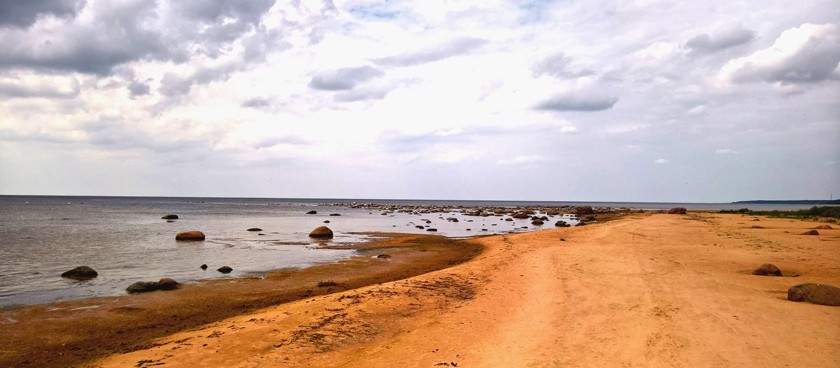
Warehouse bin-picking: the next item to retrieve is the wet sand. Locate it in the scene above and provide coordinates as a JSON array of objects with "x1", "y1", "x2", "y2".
[
  {"x1": 87, "y1": 213, "x2": 840, "y2": 367},
  {"x1": 0, "y1": 234, "x2": 481, "y2": 368}
]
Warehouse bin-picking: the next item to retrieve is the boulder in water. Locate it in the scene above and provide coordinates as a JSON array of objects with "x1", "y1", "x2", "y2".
[
  {"x1": 176, "y1": 231, "x2": 205, "y2": 241},
  {"x1": 531, "y1": 219, "x2": 544, "y2": 225},
  {"x1": 200, "y1": 264, "x2": 208, "y2": 270},
  {"x1": 157, "y1": 278, "x2": 180, "y2": 290},
  {"x1": 61, "y1": 266, "x2": 98, "y2": 280},
  {"x1": 247, "y1": 228, "x2": 262, "y2": 232},
  {"x1": 306, "y1": 210, "x2": 317, "y2": 215},
  {"x1": 217, "y1": 266, "x2": 233, "y2": 274},
  {"x1": 126, "y1": 281, "x2": 161, "y2": 293},
  {"x1": 555, "y1": 220, "x2": 570, "y2": 227},
  {"x1": 309, "y1": 226, "x2": 334, "y2": 239},
  {"x1": 787, "y1": 283, "x2": 840, "y2": 306},
  {"x1": 161, "y1": 214, "x2": 179, "y2": 220}
]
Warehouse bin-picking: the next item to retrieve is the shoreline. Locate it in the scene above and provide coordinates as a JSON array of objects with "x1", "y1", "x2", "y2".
[{"x1": 0, "y1": 233, "x2": 482, "y2": 368}]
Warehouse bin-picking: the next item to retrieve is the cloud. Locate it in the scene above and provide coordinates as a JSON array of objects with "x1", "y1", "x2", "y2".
[
  {"x1": 309, "y1": 66, "x2": 384, "y2": 91},
  {"x1": 687, "y1": 105, "x2": 706, "y2": 115},
  {"x1": 241, "y1": 97, "x2": 271, "y2": 108},
  {"x1": 654, "y1": 158, "x2": 670, "y2": 164},
  {"x1": 497, "y1": 155, "x2": 551, "y2": 166},
  {"x1": 0, "y1": 73, "x2": 80, "y2": 99},
  {"x1": 254, "y1": 135, "x2": 307, "y2": 149},
  {"x1": 532, "y1": 52, "x2": 595, "y2": 78},
  {"x1": 127, "y1": 80, "x2": 150, "y2": 97},
  {"x1": 374, "y1": 37, "x2": 488, "y2": 66},
  {"x1": 715, "y1": 148, "x2": 737, "y2": 154},
  {"x1": 719, "y1": 23, "x2": 840, "y2": 85},
  {"x1": 685, "y1": 25, "x2": 755, "y2": 56},
  {"x1": 0, "y1": 0, "x2": 83, "y2": 28},
  {"x1": 159, "y1": 62, "x2": 238, "y2": 96},
  {"x1": 536, "y1": 93, "x2": 619, "y2": 112}
]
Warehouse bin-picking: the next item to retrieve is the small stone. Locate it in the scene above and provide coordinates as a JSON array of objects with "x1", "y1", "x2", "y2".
[
  {"x1": 309, "y1": 226, "x2": 334, "y2": 239},
  {"x1": 157, "y1": 278, "x2": 179, "y2": 290},
  {"x1": 200, "y1": 264, "x2": 208, "y2": 270},
  {"x1": 306, "y1": 210, "x2": 317, "y2": 215},
  {"x1": 247, "y1": 228, "x2": 262, "y2": 232},
  {"x1": 788, "y1": 283, "x2": 840, "y2": 306},
  {"x1": 376, "y1": 254, "x2": 392, "y2": 259},
  {"x1": 176, "y1": 231, "x2": 205, "y2": 241},
  {"x1": 161, "y1": 214, "x2": 179, "y2": 220},
  {"x1": 426, "y1": 228, "x2": 438, "y2": 232},
  {"x1": 751, "y1": 263, "x2": 782, "y2": 276},
  {"x1": 61, "y1": 266, "x2": 98, "y2": 280},
  {"x1": 217, "y1": 266, "x2": 233, "y2": 274}
]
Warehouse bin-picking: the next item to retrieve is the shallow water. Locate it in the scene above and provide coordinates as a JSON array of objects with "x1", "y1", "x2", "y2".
[{"x1": 0, "y1": 196, "x2": 574, "y2": 307}]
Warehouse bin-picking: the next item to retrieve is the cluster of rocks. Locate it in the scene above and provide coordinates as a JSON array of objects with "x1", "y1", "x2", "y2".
[
  {"x1": 320, "y1": 202, "x2": 639, "y2": 217},
  {"x1": 60, "y1": 265, "x2": 183, "y2": 295},
  {"x1": 750, "y1": 263, "x2": 840, "y2": 307}
]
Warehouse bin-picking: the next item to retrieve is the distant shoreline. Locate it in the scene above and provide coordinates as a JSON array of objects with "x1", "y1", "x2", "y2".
[{"x1": 732, "y1": 199, "x2": 840, "y2": 205}]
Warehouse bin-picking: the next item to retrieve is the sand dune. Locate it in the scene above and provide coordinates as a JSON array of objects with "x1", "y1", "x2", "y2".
[{"x1": 90, "y1": 213, "x2": 840, "y2": 367}]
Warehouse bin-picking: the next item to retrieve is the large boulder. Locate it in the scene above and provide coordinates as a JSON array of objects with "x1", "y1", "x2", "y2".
[
  {"x1": 61, "y1": 266, "x2": 98, "y2": 280},
  {"x1": 531, "y1": 219, "x2": 544, "y2": 225},
  {"x1": 306, "y1": 210, "x2": 317, "y2": 215},
  {"x1": 309, "y1": 226, "x2": 334, "y2": 239},
  {"x1": 161, "y1": 214, "x2": 179, "y2": 220},
  {"x1": 157, "y1": 278, "x2": 180, "y2": 290},
  {"x1": 555, "y1": 220, "x2": 570, "y2": 227},
  {"x1": 217, "y1": 266, "x2": 233, "y2": 274},
  {"x1": 800, "y1": 230, "x2": 820, "y2": 236},
  {"x1": 576, "y1": 206, "x2": 594, "y2": 215},
  {"x1": 668, "y1": 207, "x2": 688, "y2": 214},
  {"x1": 751, "y1": 263, "x2": 782, "y2": 276},
  {"x1": 511, "y1": 212, "x2": 530, "y2": 219},
  {"x1": 787, "y1": 283, "x2": 840, "y2": 306},
  {"x1": 176, "y1": 231, "x2": 205, "y2": 241}
]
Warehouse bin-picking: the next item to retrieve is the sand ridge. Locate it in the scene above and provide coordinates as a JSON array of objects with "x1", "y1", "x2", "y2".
[{"x1": 88, "y1": 213, "x2": 840, "y2": 367}]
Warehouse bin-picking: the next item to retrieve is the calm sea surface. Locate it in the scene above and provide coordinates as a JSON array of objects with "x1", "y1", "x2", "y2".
[{"x1": 0, "y1": 196, "x2": 821, "y2": 307}]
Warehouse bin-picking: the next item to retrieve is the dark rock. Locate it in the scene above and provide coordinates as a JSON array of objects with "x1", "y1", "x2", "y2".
[
  {"x1": 126, "y1": 281, "x2": 161, "y2": 294},
  {"x1": 583, "y1": 215, "x2": 597, "y2": 222},
  {"x1": 576, "y1": 206, "x2": 594, "y2": 215},
  {"x1": 668, "y1": 207, "x2": 688, "y2": 214},
  {"x1": 176, "y1": 231, "x2": 205, "y2": 241},
  {"x1": 511, "y1": 213, "x2": 530, "y2": 219},
  {"x1": 466, "y1": 228, "x2": 471, "y2": 231},
  {"x1": 247, "y1": 228, "x2": 262, "y2": 232},
  {"x1": 166, "y1": 220, "x2": 175, "y2": 223},
  {"x1": 200, "y1": 264, "x2": 208, "y2": 270},
  {"x1": 800, "y1": 230, "x2": 820, "y2": 236},
  {"x1": 306, "y1": 210, "x2": 317, "y2": 215},
  {"x1": 426, "y1": 228, "x2": 438, "y2": 232},
  {"x1": 61, "y1": 266, "x2": 98, "y2": 280},
  {"x1": 324, "y1": 220, "x2": 330, "y2": 223},
  {"x1": 416, "y1": 225, "x2": 425, "y2": 229},
  {"x1": 504, "y1": 218, "x2": 514, "y2": 221},
  {"x1": 329, "y1": 213, "x2": 341, "y2": 216},
  {"x1": 751, "y1": 225, "x2": 765, "y2": 229},
  {"x1": 161, "y1": 214, "x2": 179, "y2": 220},
  {"x1": 309, "y1": 226, "x2": 334, "y2": 239},
  {"x1": 447, "y1": 217, "x2": 459, "y2": 222},
  {"x1": 317, "y1": 281, "x2": 338, "y2": 287},
  {"x1": 376, "y1": 254, "x2": 392, "y2": 259},
  {"x1": 787, "y1": 283, "x2": 840, "y2": 306},
  {"x1": 157, "y1": 278, "x2": 180, "y2": 290},
  {"x1": 752, "y1": 263, "x2": 782, "y2": 276},
  {"x1": 555, "y1": 220, "x2": 570, "y2": 227},
  {"x1": 814, "y1": 225, "x2": 833, "y2": 230},
  {"x1": 217, "y1": 266, "x2": 233, "y2": 274},
  {"x1": 531, "y1": 219, "x2": 544, "y2": 225}
]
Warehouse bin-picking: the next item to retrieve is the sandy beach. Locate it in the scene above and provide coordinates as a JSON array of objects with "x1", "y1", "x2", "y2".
[
  {"x1": 3, "y1": 212, "x2": 839, "y2": 367},
  {"x1": 76, "y1": 213, "x2": 839, "y2": 367}
]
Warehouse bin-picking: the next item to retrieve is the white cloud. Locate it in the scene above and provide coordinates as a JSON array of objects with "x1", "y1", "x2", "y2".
[
  {"x1": 497, "y1": 155, "x2": 551, "y2": 166},
  {"x1": 654, "y1": 158, "x2": 670, "y2": 164},
  {"x1": 715, "y1": 148, "x2": 738, "y2": 154},
  {"x1": 719, "y1": 23, "x2": 840, "y2": 85}
]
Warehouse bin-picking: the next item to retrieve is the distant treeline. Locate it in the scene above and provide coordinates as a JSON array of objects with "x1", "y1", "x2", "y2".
[
  {"x1": 732, "y1": 199, "x2": 840, "y2": 205},
  {"x1": 720, "y1": 206, "x2": 840, "y2": 218}
]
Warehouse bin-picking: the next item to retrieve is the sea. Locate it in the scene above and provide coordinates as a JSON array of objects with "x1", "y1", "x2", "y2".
[{"x1": 0, "y1": 195, "x2": 822, "y2": 308}]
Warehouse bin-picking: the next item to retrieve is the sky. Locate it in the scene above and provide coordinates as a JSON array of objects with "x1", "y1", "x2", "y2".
[{"x1": 0, "y1": 0, "x2": 838, "y2": 202}]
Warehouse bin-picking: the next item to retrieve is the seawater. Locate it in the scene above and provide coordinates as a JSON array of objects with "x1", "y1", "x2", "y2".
[{"x1": 0, "y1": 196, "x2": 820, "y2": 307}]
